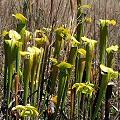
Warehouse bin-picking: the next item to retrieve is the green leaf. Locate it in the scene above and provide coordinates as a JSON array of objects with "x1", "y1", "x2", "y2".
[
  {"x1": 85, "y1": 17, "x2": 92, "y2": 22},
  {"x1": 26, "y1": 46, "x2": 43, "y2": 57},
  {"x1": 12, "y1": 13, "x2": 28, "y2": 23},
  {"x1": 81, "y1": 36, "x2": 97, "y2": 45},
  {"x1": 72, "y1": 83, "x2": 94, "y2": 98},
  {"x1": 72, "y1": 83, "x2": 81, "y2": 89},
  {"x1": 32, "y1": 46, "x2": 44, "y2": 54},
  {"x1": 12, "y1": 105, "x2": 25, "y2": 111},
  {"x1": 78, "y1": 48, "x2": 86, "y2": 57},
  {"x1": 76, "y1": 83, "x2": 84, "y2": 93},
  {"x1": 50, "y1": 58, "x2": 58, "y2": 65},
  {"x1": 68, "y1": 35, "x2": 80, "y2": 44},
  {"x1": 109, "y1": 20, "x2": 116, "y2": 25},
  {"x1": 25, "y1": 30, "x2": 32, "y2": 40},
  {"x1": 100, "y1": 64, "x2": 114, "y2": 73},
  {"x1": 28, "y1": 47, "x2": 35, "y2": 53},
  {"x1": 34, "y1": 37, "x2": 46, "y2": 44},
  {"x1": 56, "y1": 26, "x2": 70, "y2": 40},
  {"x1": 5, "y1": 40, "x2": 12, "y2": 45},
  {"x1": 111, "y1": 71, "x2": 118, "y2": 79},
  {"x1": 20, "y1": 110, "x2": 33, "y2": 116},
  {"x1": 2, "y1": 30, "x2": 9, "y2": 37},
  {"x1": 15, "y1": 41, "x2": 23, "y2": 47},
  {"x1": 12, "y1": 104, "x2": 39, "y2": 117},
  {"x1": 25, "y1": 104, "x2": 39, "y2": 116},
  {"x1": 80, "y1": 5, "x2": 91, "y2": 9},
  {"x1": 9, "y1": 30, "x2": 21, "y2": 40},
  {"x1": 42, "y1": 27, "x2": 51, "y2": 36},
  {"x1": 20, "y1": 51, "x2": 31, "y2": 56},
  {"x1": 34, "y1": 30, "x2": 44, "y2": 36},
  {"x1": 34, "y1": 30, "x2": 48, "y2": 44},
  {"x1": 100, "y1": 19, "x2": 116, "y2": 26},
  {"x1": 106, "y1": 45, "x2": 119, "y2": 53},
  {"x1": 57, "y1": 62, "x2": 73, "y2": 71}
]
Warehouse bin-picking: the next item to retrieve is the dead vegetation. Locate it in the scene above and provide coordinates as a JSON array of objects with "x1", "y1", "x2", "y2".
[{"x1": 0, "y1": 0, "x2": 120, "y2": 119}]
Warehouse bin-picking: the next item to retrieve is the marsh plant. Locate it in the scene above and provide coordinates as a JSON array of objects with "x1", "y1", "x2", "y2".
[{"x1": 1, "y1": 2, "x2": 119, "y2": 120}]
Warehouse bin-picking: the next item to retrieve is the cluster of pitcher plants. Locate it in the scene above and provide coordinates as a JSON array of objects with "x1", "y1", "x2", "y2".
[{"x1": 1, "y1": 2, "x2": 119, "y2": 120}]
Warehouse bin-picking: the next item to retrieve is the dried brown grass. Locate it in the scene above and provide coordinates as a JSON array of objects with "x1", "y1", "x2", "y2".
[{"x1": 0, "y1": 0, "x2": 120, "y2": 118}]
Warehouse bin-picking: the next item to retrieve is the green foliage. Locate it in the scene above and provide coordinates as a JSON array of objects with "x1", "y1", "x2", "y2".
[
  {"x1": 50, "y1": 58, "x2": 58, "y2": 65},
  {"x1": 57, "y1": 62, "x2": 73, "y2": 72},
  {"x1": 78, "y1": 48, "x2": 86, "y2": 57},
  {"x1": 12, "y1": 13, "x2": 28, "y2": 23},
  {"x1": 12, "y1": 104, "x2": 39, "y2": 117},
  {"x1": 55, "y1": 26, "x2": 70, "y2": 40},
  {"x1": 2, "y1": 8, "x2": 118, "y2": 120},
  {"x1": 80, "y1": 5, "x2": 91, "y2": 9},
  {"x1": 106, "y1": 45, "x2": 118, "y2": 53},
  {"x1": 92, "y1": 64, "x2": 118, "y2": 120},
  {"x1": 99, "y1": 19, "x2": 116, "y2": 64},
  {"x1": 34, "y1": 30, "x2": 48, "y2": 45},
  {"x1": 72, "y1": 83, "x2": 94, "y2": 98},
  {"x1": 100, "y1": 64, "x2": 118, "y2": 81}
]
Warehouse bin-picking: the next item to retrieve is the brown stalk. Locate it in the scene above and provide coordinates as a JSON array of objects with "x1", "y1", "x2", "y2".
[
  {"x1": 15, "y1": 74, "x2": 18, "y2": 106},
  {"x1": 77, "y1": 0, "x2": 81, "y2": 7},
  {"x1": 71, "y1": 88, "x2": 75, "y2": 118},
  {"x1": 50, "y1": 0, "x2": 54, "y2": 24},
  {"x1": 70, "y1": 0, "x2": 74, "y2": 19},
  {"x1": 37, "y1": 0, "x2": 41, "y2": 11}
]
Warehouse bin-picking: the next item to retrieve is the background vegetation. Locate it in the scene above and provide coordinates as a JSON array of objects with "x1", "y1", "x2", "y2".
[{"x1": 0, "y1": 0, "x2": 120, "y2": 119}]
